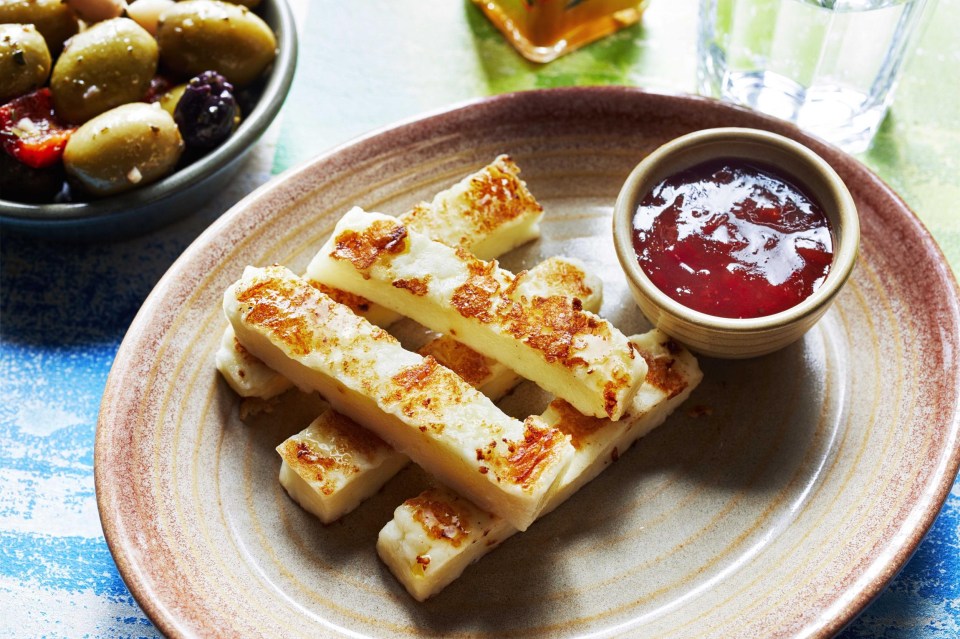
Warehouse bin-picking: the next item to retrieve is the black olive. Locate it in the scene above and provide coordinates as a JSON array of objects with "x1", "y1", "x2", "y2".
[{"x1": 173, "y1": 70, "x2": 239, "y2": 149}]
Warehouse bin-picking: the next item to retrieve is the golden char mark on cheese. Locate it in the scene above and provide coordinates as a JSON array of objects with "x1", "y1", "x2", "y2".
[
  {"x1": 386, "y1": 357, "x2": 567, "y2": 488},
  {"x1": 388, "y1": 357, "x2": 466, "y2": 430},
  {"x1": 546, "y1": 399, "x2": 610, "y2": 450},
  {"x1": 528, "y1": 258, "x2": 596, "y2": 304},
  {"x1": 315, "y1": 409, "x2": 386, "y2": 458},
  {"x1": 473, "y1": 417, "x2": 570, "y2": 489},
  {"x1": 401, "y1": 155, "x2": 542, "y2": 249},
  {"x1": 448, "y1": 249, "x2": 623, "y2": 375},
  {"x1": 506, "y1": 419, "x2": 570, "y2": 488},
  {"x1": 332, "y1": 218, "x2": 409, "y2": 271},
  {"x1": 408, "y1": 490, "x2": 473, "y2": 550},
  {"x1": 461, "y1": 157, "x2": 543, "y2": 234},
  {"x1": 276, "y1": 409, "x2": 409, "y2": 524},
  {"x1": 237, "y1": 272, "x2": 399, "y2": 358},
  {"x1": 231, "y1": 336, "x2": 257, "y2": 367},
  {"x1": 417, "y1": 256, "x2": 603, "y2": 395},
  {"x1": 393, "y1": 276, "x2": 430, "y2": 296},
  {"x1": 417, "y1": 338, "x2": 492, "y2": 388},
  {"x1": 284, "y1": 441, "x2": 343, "y2": 496},
  {"x1": 278, "y1": 411, "x2": 391, "y2": 496},
  {"x1": 510, "y1": 295, "x2": 601, "y2": 366},
  {"x1": 237, "y1": 278, "x2": 318, "y2": 357},
  {"x1": 442, "y1": 247, "x2": 623, "y2": 380},
  {"x1": 603, "y1": 369, "x2": 632, "y2": 419},
  {"x1": 307, "y1": 280, "x2": 372, "y2": 314},
  {"x1": 450, "y1": 254, "x2": 501, "y2": 323},
  {"x1": 640, "y1": 339, "x2": 687, "y2": 399}
]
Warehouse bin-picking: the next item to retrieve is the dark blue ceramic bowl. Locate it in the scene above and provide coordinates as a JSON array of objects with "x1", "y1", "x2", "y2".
[{"x1": 0, "y1": 0, "x2": 298, "y2": 241}]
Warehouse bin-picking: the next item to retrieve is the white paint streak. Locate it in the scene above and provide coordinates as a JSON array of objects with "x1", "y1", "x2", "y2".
[
  {"x1": 0, "y1": 469, "x2": 103, "y2": 538},
  {"x1": 15, "y1": 402, "x2": 85, "y2": 437},
  {"x1": 0, "y1": 576, "x2": 162, "y2": 638}
]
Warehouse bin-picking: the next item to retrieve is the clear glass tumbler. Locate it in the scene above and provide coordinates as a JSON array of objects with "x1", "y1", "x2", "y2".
[{"x1": 698, "y1": 0, "x2": 934, "y2": 153}]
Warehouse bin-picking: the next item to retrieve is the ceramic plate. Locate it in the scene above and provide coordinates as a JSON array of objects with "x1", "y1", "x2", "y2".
[{"x1": 95, "y1": 87, "x2": 960, "y2": 638}]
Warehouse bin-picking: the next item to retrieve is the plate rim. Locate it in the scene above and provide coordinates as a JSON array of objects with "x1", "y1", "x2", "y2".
[{"x1": 94, "y1": 85, "x2": 960, "y2": 638}]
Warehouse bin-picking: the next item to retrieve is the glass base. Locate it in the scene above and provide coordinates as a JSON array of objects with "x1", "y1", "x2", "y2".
[{"x1": 703, "y1": 69, "x2": 889, "y2": 154}]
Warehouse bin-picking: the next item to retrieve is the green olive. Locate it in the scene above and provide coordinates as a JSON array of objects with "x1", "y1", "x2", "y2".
[
  {"x1": 0, "y1": 24, "x2": 51, "y2": 103},
  {"x1": 63, "y1": 102, "x2": 184, "y2": 196},
  {"x1": 50, "y1": 18, "x2": 158, "y2": 124},
  {"x1": 0, "y1": 0, "x2": 79, "y2": 56},
  {"x1": 156, "y1": 0, "x2": 276, "y2": 87},
  {"x1": 157, "y1": 83, "x2": 186, "y2": 117}
]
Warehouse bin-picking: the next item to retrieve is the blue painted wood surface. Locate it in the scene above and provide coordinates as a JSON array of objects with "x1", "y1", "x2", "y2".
[{"x1": 1, "y1": 1, "x2": 957, "y2": 636}]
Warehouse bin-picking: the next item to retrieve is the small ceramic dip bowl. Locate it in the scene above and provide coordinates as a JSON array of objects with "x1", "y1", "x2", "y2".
[{"x1": 612, "y1": 127, "x2": 859, "y2": 358}]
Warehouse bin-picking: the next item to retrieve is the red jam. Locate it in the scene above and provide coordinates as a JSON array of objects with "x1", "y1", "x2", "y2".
[{"x1": 632, "y1": 159, "x2": 833, "y2": 319}]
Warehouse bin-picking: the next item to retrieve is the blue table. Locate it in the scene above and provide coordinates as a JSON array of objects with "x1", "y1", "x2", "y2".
[{"x1": 2, "y1": 1, "x2": 957, "y2": 636}]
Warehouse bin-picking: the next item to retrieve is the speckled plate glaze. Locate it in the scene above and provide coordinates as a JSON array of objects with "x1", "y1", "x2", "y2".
[{"x1": 95, "y1": 87, "x2": 960, "y2": 638}]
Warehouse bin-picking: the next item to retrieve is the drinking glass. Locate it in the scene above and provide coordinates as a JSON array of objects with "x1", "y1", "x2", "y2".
[{"x1": 698, "y1": 0, "x2": 934, "y2": 153}]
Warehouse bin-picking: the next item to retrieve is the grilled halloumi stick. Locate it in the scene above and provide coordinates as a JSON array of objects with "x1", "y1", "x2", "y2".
[
  {"x1": 277, "y1": 256, "x2": 602, "y2": 524},
  {"x1": 377, "y1": 330, "x2": 702, "y2": 601},
  {"x1": 307, "y1": 208, "x2": 646, "y2": 420},
  {"x1": 216, "y1": 325, "x2": 295, "y2": 399},
  {"x1": 216, "y1": 155, "x2": 544, "y2": 399},
  {"x1": 401, "y1": 154, "x2": 543, "y2": 261},
  {"x1": 277, "y1": 410, "x2": 409, "y2": 523},
  {"x1": 418, "y1": 255, "x2": 603, "y2": 399},
  {"x1": 225, "y1": 265, "x2": 575, "y2": 531}
]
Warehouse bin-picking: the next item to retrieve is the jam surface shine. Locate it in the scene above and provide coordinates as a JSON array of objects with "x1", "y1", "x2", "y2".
[{"x1": 632, "y1": 159, "x2": 833, "y2": 319}]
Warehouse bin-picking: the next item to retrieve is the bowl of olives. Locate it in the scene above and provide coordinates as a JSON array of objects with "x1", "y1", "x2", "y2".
[{"x1": 0, "y1": 0, "x2": 297, "y2": 239}]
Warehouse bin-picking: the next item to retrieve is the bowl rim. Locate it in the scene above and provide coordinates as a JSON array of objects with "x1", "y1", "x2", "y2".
[
  {"x1": 612, "y1": 126, "x2": 860, "y2": 332},
  {"x1": 0, "y1": 0, "x2": 298, "y2": 224}
]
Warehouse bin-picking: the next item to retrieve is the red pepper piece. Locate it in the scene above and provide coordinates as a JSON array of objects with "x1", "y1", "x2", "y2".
[{"x1": 0, "y1": 89, "x2": 76, "y2": 169}]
